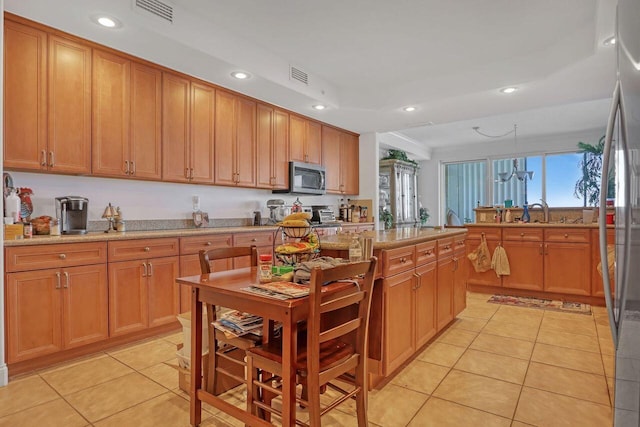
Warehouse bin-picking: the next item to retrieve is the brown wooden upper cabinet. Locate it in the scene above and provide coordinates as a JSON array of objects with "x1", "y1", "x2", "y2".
[
  {"x1": 214, "y1": 90, "x2": 257, "y2": 187},
  {"x1": 322, "y1": 126, "x2": 359, "y2": 194},
  {"x1": 289, "y1": 114, "x2": 322, "y2": 165},
  {"x1": 4, "y1": 20, "x2": 91, "y2": 174},
  {"x1": 92, "y1": 50, "x2": 162, "y2": 179},
  {"x1": 256, "y1": 104, "x2": 289, "y2": 190},
  {"x1": 162, "y1": 72, "x2": 216, "y2": 184}
]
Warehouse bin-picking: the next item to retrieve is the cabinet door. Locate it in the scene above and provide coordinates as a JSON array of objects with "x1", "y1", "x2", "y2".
[
  {"x1": 62, "y1": 264, "x2": 108, "y2": 349},
  {"x1": 109, "y1": 260, "x2": 148, "y2": 336},
  {"x1": 190, "y1": 81, "x2": 215, "y2": 183},
  {"x1": 147, "y1": 256, "x2": 180, "y2": 328},
  {"x1": 465, "y1": 238, "x2": 502, "y2": 287},
  {"x1": 340, "y1": 131, "x2": 359, "y2": 195},
  {"x1": 6, "y1": 269, "x2": 62, "y2": 362},
  {"x1": 501, "y1": 241, "x2": 544, "y2": 291},
  {"x1": 436, "y1": 256, "x2": 454, "y2": 331},
  {"x1": 130, "y1": 62, "x2": 162, "y2": 180},
  {"x1": 453, "y1": 247, "x2": 468, "y2": 317},
  {"x1": 214, "y1": 89, "x2": 236, "y2": 185},
  {"x1": 4, "y1": 20, "x2": 47, "y2": 171},
  {"x1": 415, "y1": 262, "x2": 437, "y2": 348},
  {"x1": 289, "y1": 115, "x2": 306, "y2": 163},
  {"x1": 305, "y1": 120, "x2": 322, "y2": 165},
  {"x1": 322, "y1": 126, "x2": 342, "y2": 193},
  {"x1": 273, "y1": 109, "x2": 290, "y2": 190},
  {"x1": 162, "y1": 72, "x2": 190, "y2": 182},
  {"x1": 92, "y1": 50, "x2": 130, "y2": 177},
  {"x1": 235, "y1": 97, "x2": 257, "y2": 187},
  {"x1": 592, "y1": 229, "x2": 615, "y2": 297},
  {"x1": 383, "y1": 269, "x2": 415, "y2": 375},
  {"x1": 257, "y1": 104, "x2": 275, "y2": 188},
  {"x1": 544, "y1": 242, "x2": 591, "y2": 295},
  {"x1": 48, "y1": 35, "x2": 92, "y2": 173}
]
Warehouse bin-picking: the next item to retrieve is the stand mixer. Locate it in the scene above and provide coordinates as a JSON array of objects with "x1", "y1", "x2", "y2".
[{"x1": 266, "y1": 199, "x2": 289, "y2": 224}]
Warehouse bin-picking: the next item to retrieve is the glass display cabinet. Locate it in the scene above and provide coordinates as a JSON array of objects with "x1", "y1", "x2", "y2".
[{"x1": 379, "y1": 159, "x2": 419, "y2": 227}]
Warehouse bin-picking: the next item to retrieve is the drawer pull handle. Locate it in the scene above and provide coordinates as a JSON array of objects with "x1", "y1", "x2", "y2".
[
  {"x1": 144, "y1": 246, "x2": 150, "y2": 252},
  {"x1": 564, "y1": 234, "x2": 569, "y2": 238},
  {"x1": 59, "y1": 254, "x2": 66, "y2": 260},
  {"x1": 142, "y1": 263, "x2": 148, "y2": 277},
  {"x1": 63, "y1": 272, "x2": 69, "y2": 288},
  {"x1": 55, "y1": 272, "x2": 61, "y2": 289},
  {"x1": 205, "y1": 242, "x2": 212, "y2": 246},
  {"x1": 400, "y1": 257, "x2": 406, "y2": 263},
  {"x1": 148, "y1": 262, "x2": 153, "y2": 276},
  {"x1": 425, "y1": 250, "x2": 432, "y2": 256},
  {"x1": 520, "y1": 232, "x2": 525, "y2": 237},
  {"x1": 252, "y1": 238, "x2": 257, "y2": 242}
]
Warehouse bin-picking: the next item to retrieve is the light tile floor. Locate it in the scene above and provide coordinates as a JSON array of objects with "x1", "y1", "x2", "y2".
[{"x1": 0, "y1": 291, "x2": 614, "y2": 426}]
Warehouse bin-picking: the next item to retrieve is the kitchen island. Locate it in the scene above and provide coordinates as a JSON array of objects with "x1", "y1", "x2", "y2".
[{"x1": 320, "y1": 227, "x2": 468, "y2": 387}]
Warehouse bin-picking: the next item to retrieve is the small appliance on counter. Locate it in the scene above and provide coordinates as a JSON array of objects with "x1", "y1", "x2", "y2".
[
  {"x1": 266, "y1": 199, "x2": 289, "y2": 224},
  {"x1": 310, "y1": 205, "x2": 337, "y2": 224},
  {"x1": 55, "y1": 196, "x2": 89, "y2": 234}
]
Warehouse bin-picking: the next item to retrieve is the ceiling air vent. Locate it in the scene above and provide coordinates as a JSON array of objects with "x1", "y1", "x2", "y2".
[
  {"x1": 135, "y1": 0, "x2": 174, "y2": 23},
  {"x1": 290, "y1": 66, "x2": 309, "y2": 85}
]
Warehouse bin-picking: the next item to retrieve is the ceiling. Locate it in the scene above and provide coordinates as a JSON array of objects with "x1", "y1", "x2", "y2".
[{"x1": 5, "y1": 0, "x2": 618, "y2": 151}]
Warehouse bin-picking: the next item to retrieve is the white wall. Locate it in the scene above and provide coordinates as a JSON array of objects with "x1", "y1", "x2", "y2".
[
  {"x1": 358, "y1": 133, "x2": 380, "y2": 228},
  {"x1": 418, "y1": 128, "x2": 606, "y2": 225}
]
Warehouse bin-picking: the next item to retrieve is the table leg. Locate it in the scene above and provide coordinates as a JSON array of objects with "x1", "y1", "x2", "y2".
[
  {"x1": 281, "y1": 314, "x2": 297, "y2": 426},
  {"x1": 190, "y1": 288, "x2": 202, "y2": 427}
]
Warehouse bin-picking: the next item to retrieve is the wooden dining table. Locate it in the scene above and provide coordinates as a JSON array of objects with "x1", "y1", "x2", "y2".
[{"x1": 176, "y1": 266, "x2": 357, "y2": 427}]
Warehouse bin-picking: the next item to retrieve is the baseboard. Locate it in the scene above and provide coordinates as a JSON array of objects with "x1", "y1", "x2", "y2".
[{"x1": 0, "y1": 363, "x2": 8, "y2": 387}]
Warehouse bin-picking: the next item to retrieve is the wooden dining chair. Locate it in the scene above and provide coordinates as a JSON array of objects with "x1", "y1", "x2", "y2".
[
  {"x1": 245, "y1": 256, "x2": 378, "y2": 426},
  {"x1": 199, "y1": 246, "x2": 261, "y2": 395}
]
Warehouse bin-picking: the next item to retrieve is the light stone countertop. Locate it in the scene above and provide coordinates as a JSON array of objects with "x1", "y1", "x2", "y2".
[
  {"x1": 319, "y1": 227, "x2": 467, "y2": 251},
  {"x1": 4, "y1": 226, "x2": 280, "y2": 247},
  {"x1": 465, "y1": 222, "x2": 611, "y2": 229}
]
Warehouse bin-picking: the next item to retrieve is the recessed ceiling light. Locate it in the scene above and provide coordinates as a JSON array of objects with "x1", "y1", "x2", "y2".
[
  {"x1": 91, "y1": 15, "x2": 122, "y2": 29},
  {"x1": 312, "y1": 104, "x2": 326, "y2": 110},
  {"x1": 500, "y1": 87, "x2": 518, "y2": 94},
  {"x1": 231, "y1": 71, "x2": 250, "y2": 80},
  {"x1": 603, "y1": 36, "x2": 616, "y2": 46},
  {"x1": 403, "y1": 106, "x2": 417, "y2": 112}
]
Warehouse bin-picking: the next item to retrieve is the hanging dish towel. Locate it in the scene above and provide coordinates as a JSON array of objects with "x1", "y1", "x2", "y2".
[
  {"x1": 491, "y1": 245, "x2": 511, "y2": 278},
  {"x1": 467, "y1": 234, "x2": 492, "y2": 273}
]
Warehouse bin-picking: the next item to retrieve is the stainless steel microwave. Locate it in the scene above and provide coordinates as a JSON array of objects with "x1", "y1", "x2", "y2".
[{"x1": 273, "y1": 161, "x2": 326, "y2": 195}]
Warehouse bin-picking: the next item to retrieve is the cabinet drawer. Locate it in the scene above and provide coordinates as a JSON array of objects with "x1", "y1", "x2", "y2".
[
  {"x1": 234, "y1": 231, "x2": 274, "y2": 247},
  {"x1": 108, "y1": 238, "x2": 179, "y2": 262},
  {"x1": 437, "y1": 237, "x2": 454, "y2": 259},
  {"x1": 180, "y1": 234, "x2": 233, "y2": 255},
  {"x1": 503, "y1": 228, "x2": 543, "y2": 242},
  {"x1": 415, "y1": 241, "x2": 437, "y2": 266},
  {"x1": 453, "y1": 235, "x2": 466, "y2": 253},
  {"x1": 544, "y1": 229, "x2": 590, "y2": 243},
  {"x1": 465, "y1": 227, "x2": 501, "y2": 241},
  {"x1": 5, "y1": 242, "x2": 107, "y2": 272},
  {"x1": 382, "y1": 246, "x2": 416, "y2": 276}
]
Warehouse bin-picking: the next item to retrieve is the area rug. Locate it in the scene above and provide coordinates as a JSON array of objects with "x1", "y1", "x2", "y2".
[{"x1": 487, "y1": 294, "x2": 592, "y2": 315}]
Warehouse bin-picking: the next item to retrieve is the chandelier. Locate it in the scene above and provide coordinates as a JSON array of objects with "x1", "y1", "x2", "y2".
[{"x1": 472, "y1": 124, "x2": 534, "y2": 183}]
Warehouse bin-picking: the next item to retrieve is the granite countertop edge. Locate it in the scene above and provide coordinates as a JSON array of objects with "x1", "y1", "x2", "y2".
[
  {"x1": 320, "y1": 228, "x2": 467, "y2": 251},
  {"x1": 465, "y1": 223, "x2": 612, "y2": 229}
]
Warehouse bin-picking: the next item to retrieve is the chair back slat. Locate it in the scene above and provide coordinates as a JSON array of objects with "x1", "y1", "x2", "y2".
[
  {"x1": 320, "y1": 319, "x2": 361, "y2": 344},
  {"x1": 199, "y1": 246, "x2": 258, "y2": 274},
  {"x1": 320, "y1": 291, "x2": 364, "y2": 314}
]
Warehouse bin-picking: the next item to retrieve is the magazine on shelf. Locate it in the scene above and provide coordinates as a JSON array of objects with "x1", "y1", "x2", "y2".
[{"x1": 212, "y1": 310, "x2": 263, "y2": 337}]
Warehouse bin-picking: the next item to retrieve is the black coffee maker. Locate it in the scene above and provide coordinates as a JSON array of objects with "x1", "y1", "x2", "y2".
[{"x1": 55, "y1": 196, "x2": 89, "y2": 234}]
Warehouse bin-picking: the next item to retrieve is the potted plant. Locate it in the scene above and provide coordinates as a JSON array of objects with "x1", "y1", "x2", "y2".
[
  {"x1": 419, "y1": 206, "x2": 430, "y2": 226},
  {"x1": 379, "y1": 207, "x2": 393, "y2": 230}
]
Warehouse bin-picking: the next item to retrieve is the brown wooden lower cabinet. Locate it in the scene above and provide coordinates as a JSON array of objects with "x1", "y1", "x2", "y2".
[
  {"x1": 592, "y1": 228, "x2": 615, "y2": 297},
  {"x1": 452, "y1": 238, "x2": 468, "y2": 316},
  {"x1": 382, "y1": 268, "x2": 416, "y2": 375},
  {"x1": 415, "y1": 261, "x2": 437, "y2": 348},
  {"x1": 6, "y1": 264, "x2": 108, "y2": 363}
]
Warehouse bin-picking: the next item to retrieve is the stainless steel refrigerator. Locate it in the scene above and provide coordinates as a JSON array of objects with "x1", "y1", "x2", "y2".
[{"x1": 600, "y1": 0, "x2": 640, "y2": 424}]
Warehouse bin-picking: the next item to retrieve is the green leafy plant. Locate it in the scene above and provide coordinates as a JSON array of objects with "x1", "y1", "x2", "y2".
[
  {"x1": 419, "y1": 207, "x2": 430, "y2": 225},
  {"x1": 574, "y1": 135, "x2": 614, "y2": 207},
  {"x1": 379, "y1": 207, "x2": 393, "y2": 229},
  {"x1": 381, "y1": 149, "x2": 418, "y2": 167}
]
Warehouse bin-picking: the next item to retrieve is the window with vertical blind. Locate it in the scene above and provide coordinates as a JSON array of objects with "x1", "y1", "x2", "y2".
[{"x1": 444, "y1": 152, "x2": 591, "y2": 222}]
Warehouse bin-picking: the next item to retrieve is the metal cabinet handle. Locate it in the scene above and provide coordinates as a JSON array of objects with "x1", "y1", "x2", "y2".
[
  {"x1": 142, "y1": 262, "x2": 147, "y2": 277},
  {"x1": 41, "y1": 150, "x2": 47, "y2": 167},
  {"x1": 49, "y1": 151, "x2": 55, "y2": 167},
  {"x1": 148, "y1": 262, "x2": 153, "y2": 276},
  {"x1": 130, "y1": 161, "x2": 136, "y2": 175},
  {"x1": 251, "y1": 238, "x2": 257, "y2": 242},
  {"x1": 55, "y1": 272, "x2": 61, "y2": 289},
  {"x1": 400, "y1": 257, "x2": 406, "y2": 263},
  {"x1": 190, "y1": 168, "x2": 194, "y2": 180},
  {"x1": 539, "y1": 244, "x2": 543, "y2": 255},
  {"x1": 564, "y1": 234, "x2": 569, "y2": 238},
  {"x1": 63, "y1": 272, "x2": 69, "y2": 288},
  {"x1": 205, "y1": 241, "x2": 212, "y2": 246},
  {"x1": 544, "y1": 243, "x2": 549, "y2": 255},
  {"x1": 144, "y1": 246, "x2": 150, "y2": 252},
  {"x1": 125, "y1": 160, "x2": 130, "y2": 174},
  {"x1": 59, "y1": 253, "x2": 66, "y2": 260},
  {"x1": 520, "y1": 232, "x2": 525, "y2": 237},
  {"x1": 185, "y1": 168, "x2": 190, "y2": 179}
]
